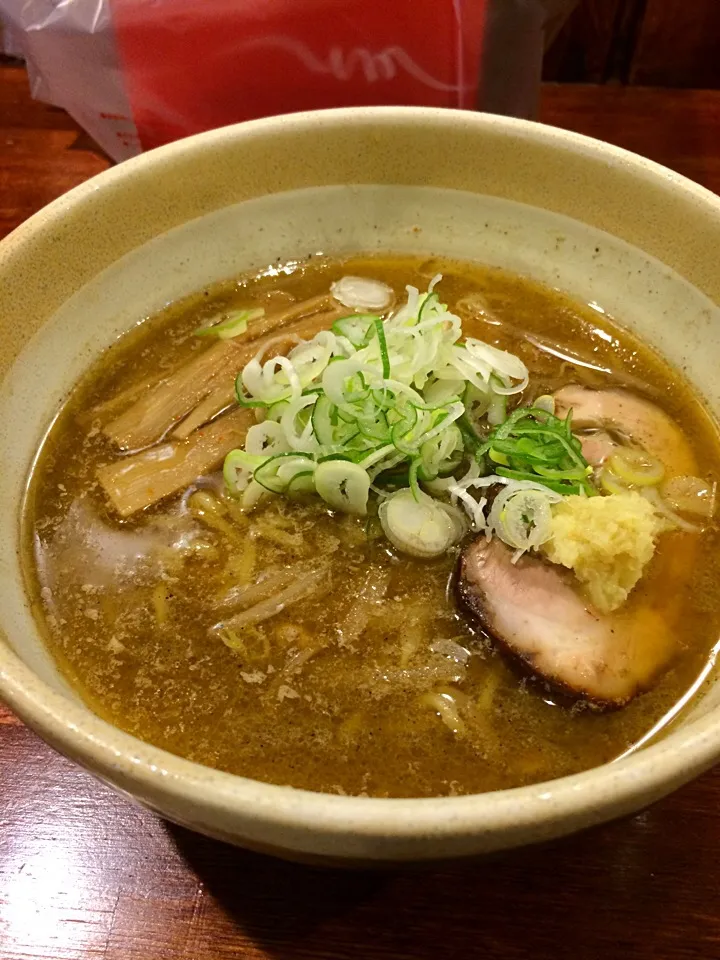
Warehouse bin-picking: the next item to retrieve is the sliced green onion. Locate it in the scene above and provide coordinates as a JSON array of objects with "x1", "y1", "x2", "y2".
[
  {"x1": 481, "y1": 406, "x2": 595, "y2": 497},
  {"x1": 494, "y1": 467, "x2": 583, "y2": 495},
  {"x1": 357, "y1": 410, "x2": 391, "y2": 442},
  {"x1": 599, "y1": 466, "x2": 630, "y2": 496},
  {"x1": 286, "y1": 471, "x2": 316, "y2": 499},
  {"x1": 222, "y1": 278, "x2": 602, "y2": 559},
  {"x1": 608, "y1": 448, "x2": 665, "y2": 487},
  {"x1": 265, "y1": 398, "x2": 290, "y2": 421},
  {"x1": 314, "y1": 460, "x2": 370, "y2": 515},
  {"x1": 408, "y1": 458, "x2": 422, "y2": 501},
  {"x1": 426, "y1": 378, "x2": 466, "y2": 409},
  {"x1": 242, "y1": 478, "x2": 271, "y2": 510},
  {"x1": 195, "y1": 307, "x2": 264, "y2": 339},
  {"x1": 372, "y1": 316, "x2": 391, "y2": 380},
  {"x1": 235, "y1": 372, "x2": 268, "y2": 408},
  {"x1": 379, "y1": 488, "x2": 462, "y2": 558},
  {"x1": 534, "y1": 464, "x2": 590, "y2": 481},
  {"x1": 311, "y1": 393, "x2": 336, "y2": 446},
  {"x1": 457, "y1": 413, "x2": 484, "y2": 458},
  {"x1": 331, "y1": 314, "x2": 375, "y2": 347},
  {"x1": 486, "y1": 482, "x2": 562, "y2": 556},
  {"x1": 254, "y1": 453, "x2": 313, "y2": 493},
  {"x1": 533, "y1": 394, "x2": 555, "y2": 415},
  {"x1": 418, "y1": 291, "x2": 441, "y2": 322},
  {"x1": 276, "y1": 456, "x2": 316, "y2": 485},
  {"x1": 491, "y1": 489, "x2": 554, "y2": 553},
  {"x1": 245, "y1": 421, "x2": 291, "y2": 457},
  {"x1": 224, "y1": 449, "x2": 268, "y2": 496},
  {"x1": 487, "y1": 390, "x2": 507, "y2": 426}
]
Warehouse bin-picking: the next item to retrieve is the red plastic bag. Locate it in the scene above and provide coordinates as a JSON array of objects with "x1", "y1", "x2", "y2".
[
  {"x1": 111, "y1": 0, "x2": 487, "y2": 151},
  {"x1": 0, "y1": 0, "x2": 577, "y2": 162}
]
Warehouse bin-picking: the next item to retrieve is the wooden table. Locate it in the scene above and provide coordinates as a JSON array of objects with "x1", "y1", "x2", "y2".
[{"x1": 2, "y1": 66, "x2": 720, "y2": 959}]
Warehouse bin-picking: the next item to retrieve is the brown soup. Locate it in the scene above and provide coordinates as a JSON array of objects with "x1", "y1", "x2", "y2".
[{"x1": 22, "y1": 255, "x2": 720, "y2": 797}]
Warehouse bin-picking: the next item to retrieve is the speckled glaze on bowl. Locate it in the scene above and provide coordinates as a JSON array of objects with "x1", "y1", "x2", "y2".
[{"x1": 1, "y1": 108, "x2": 720, "y2": 866}]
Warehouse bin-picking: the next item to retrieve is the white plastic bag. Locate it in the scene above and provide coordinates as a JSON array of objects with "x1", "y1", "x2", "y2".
[{"x1": 0, "y1": 0, "x2": 577, "y2": 162}]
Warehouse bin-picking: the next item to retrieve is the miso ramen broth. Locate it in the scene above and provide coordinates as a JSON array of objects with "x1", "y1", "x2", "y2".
[{"x1": 23, "y1": 255, "x2": 720, "y2": 798}]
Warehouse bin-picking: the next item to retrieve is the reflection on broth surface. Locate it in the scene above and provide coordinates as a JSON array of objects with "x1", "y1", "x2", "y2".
[{"x1": 23, "y1": 255, "x2": 720, "y2": 797}]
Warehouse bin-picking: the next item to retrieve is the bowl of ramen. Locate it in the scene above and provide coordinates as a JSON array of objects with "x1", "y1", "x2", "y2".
[{"x1": 2, "y1": 108, "x2": 720, "y2": 865}]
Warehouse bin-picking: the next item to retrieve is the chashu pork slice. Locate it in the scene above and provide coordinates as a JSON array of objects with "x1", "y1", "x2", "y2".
[
  {"x1": 554, "y1": 386, "x2": 697, "y2": 477},
  {"x1": 457, "y1": 535, "x2": 673, "y2": 708}
]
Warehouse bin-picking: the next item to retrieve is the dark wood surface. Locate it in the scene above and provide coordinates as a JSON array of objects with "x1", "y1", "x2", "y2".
[
  {"x1": 630, "y1": 0, "x2": 720, "y2": 89},
  {"x1": 2, "y1": 66, "x2": 720, "y2": 959},
  {"x1": 544, "y1": 0, "x2": 626, "y2": 82},
  {"x1": 546, "y1": 0, "x2": 720, "y2": 88}
]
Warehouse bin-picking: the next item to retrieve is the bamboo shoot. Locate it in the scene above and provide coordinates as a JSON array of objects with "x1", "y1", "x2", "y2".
[
  {"x1": 171, "y1": 306, "x2": 347, "y2": 440},
  {"x1": 98, "y1": 408, "x2": 253, "y2": 517},
  {"x1": 104, "y1": 295, "x2": 336, "y2": 450}
]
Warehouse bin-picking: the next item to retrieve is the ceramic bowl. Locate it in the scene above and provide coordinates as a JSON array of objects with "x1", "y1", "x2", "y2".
[{"x1": 1, "y1": 107, "x2": 720, "y2": 865}]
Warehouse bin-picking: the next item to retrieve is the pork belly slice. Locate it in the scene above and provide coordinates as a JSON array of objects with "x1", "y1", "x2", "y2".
[
  {"x1": 554, "y1": 386, "x2": 696, "y2": 477},
  {"x1": 457, "y1": 536, "x2": 673, "y2": 708}
]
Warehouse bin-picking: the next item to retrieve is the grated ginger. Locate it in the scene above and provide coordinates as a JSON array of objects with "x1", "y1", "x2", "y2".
[{"x1": 540, "y1": 492, "x2": 667, "y2": 614}]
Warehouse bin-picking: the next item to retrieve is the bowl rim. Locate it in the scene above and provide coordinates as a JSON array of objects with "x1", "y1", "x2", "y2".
[{"x1": 3, "y1": 104, "x2": 720, "y2": 843}]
